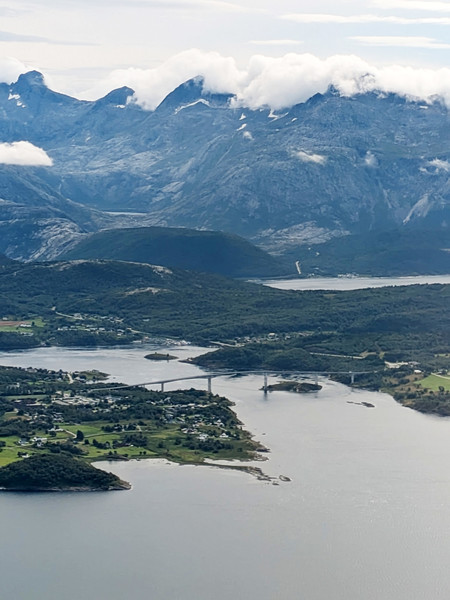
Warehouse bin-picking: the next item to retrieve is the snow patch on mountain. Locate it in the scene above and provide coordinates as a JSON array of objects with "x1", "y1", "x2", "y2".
[
  {"x1": 294, "y1": 150, "x2": 327, "y2": 165},
  {"x1": 427, "y1": 158, "x2": 450, "y2": 172},
  {"x1": 174, "y1": 99, "x2": 210, "y2": 114},
  {"x1": 364, "y1": 151, "x2": 378, "y2": 168},
  {"x1": 404, "y1": 195, "x2": 433, "y2": 224}
]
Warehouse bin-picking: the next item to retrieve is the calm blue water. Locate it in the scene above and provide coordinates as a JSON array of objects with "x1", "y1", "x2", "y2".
[{"x1": 1, "y1": 343, "x2": 450, "y2": 599}]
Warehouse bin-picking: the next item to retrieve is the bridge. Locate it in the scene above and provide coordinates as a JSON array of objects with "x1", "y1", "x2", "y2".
[{"x1": 100, "y1": 370, "x2": 374, "y2": 394}]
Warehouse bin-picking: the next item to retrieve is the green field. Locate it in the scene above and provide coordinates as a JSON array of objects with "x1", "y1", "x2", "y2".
[{"x1": 418, "y1": 374, "x2": 450, "y2": 392}]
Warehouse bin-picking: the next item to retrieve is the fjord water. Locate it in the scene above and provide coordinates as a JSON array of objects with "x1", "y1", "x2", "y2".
[
  {"x1": 261, "y1": 273, "x2": 450, "y2": 291},
  {"x1": 2, "y1": 343, "x2": 450, "y2": 599}
]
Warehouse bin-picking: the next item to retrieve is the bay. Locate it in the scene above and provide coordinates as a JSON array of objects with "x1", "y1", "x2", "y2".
[{"x1": 1, "y1": 344, "x2": 450, "y2": 599}]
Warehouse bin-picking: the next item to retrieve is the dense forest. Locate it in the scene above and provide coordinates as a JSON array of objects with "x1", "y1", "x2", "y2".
[
  {"x1": 0, "y1": 258, "x2": 449, "y2": 346},
  {"x1": 0, "y1": 454, "x2": 128, "y2": 491}
]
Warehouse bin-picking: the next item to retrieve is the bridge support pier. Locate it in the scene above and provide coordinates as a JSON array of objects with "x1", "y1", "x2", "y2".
[
  {"x1": 207, "y1": 376, "x2": 212, "y2": 394},
  {"x1": 314, "y1": 373, "x2": 319, "y2": 385},
  {"x1": 263, "y1": 373, "x2": 268, "y2": 394},
  {"x1": 350, "y1": 372, "x2": 355, "y2": 385},
  {"x1": 161, "y1": 382, "x2": 164, "y2": 392}
]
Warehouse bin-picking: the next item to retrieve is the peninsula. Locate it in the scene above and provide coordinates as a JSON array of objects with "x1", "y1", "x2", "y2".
[{"x1": 0, "y1": 364, "x2": 263, "y2": 483}]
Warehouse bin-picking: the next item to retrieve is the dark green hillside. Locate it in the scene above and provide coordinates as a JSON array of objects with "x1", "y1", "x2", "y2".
[
  {"x1": 60, "y1": 226, "x2": 291, "y2": 278},
  {"x1": 0, "y1": 454, "x2": 129, "y2": 491},
  {"x1": 0, "y1": 258, "x2": 449, "y2": 346},
  {"x1": 287, "y1": 229, "x2": 450, "y2": 276},
  {"x1": 0, "y1": 254, "x2": 14, "y2": 267},
  {"x1": 1, "y1": 257, "x2": 450, "y2": 413}
]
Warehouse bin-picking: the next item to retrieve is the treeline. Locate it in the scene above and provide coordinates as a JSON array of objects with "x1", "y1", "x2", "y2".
[{"x1": 0, "y1": 258, "x2": 449, "y2": 347}]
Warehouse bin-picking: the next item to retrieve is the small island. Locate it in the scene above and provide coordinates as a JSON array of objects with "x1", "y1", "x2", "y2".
[
  {"x1": 144, "y1": 352, "x2": 178, "y2": 361},
  {"x1": 0, "y1": 454, "x2": 130, "y2": 492},
  {"x1": 266, "y1": 381, "x2": 322, "y2": 393}
]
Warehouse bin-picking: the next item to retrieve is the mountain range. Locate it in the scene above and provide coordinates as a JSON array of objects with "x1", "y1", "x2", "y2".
[{"x1": 0, "y1": 71, "x2": 449, "y2": 267}]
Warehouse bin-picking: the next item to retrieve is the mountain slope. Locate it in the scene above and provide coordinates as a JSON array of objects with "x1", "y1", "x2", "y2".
[
  {"x1": 1, "y1": 72, "x2": 450, "y2": 261},
  {"x1": 59, "y1": 226, "x2": 291, "y2": 277},
  {"x1": 284, "y1": 229, "x2": 450, "y2": 276}
]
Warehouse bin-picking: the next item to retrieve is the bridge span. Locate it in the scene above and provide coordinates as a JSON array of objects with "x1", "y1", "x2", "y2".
[{"x1": 101, "y1": 370, "x2": 374, "y2": 394}]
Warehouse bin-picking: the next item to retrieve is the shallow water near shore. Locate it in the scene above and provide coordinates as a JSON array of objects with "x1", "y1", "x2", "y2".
[{"x1": 2, "y1": 343, "x2": 450, "y2": 599}]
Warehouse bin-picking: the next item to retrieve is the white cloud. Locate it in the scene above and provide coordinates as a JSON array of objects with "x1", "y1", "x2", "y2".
[
  {"x1": 373, "y1": 0, "x2": 450, "y2": 11},
  {"x1": 83, "y1": 49, "x2": 244, "y2": 109},
  {"x1": 80, "y1": 50, "x2": 450, "y2": 112},
  {"x1": 20, "y1": 0, "x2": 247, "y2": 9},
  {"x1": 230, "y1": 54, "x2": 375, "y2": 110},
  {"x1": 351, "y1": 36, "x2": 450, "y2": 48},
  {"x1": 0, "y1": 57, "x2": 29, "y2": 84},
  {"x1": 249, "y1": 39, "x2": 303, "y2": 46},
  {"x1": 197, "y1": 0, "x2": 248, "y2": 11},
  {"x1": 152, "y1": 0, "x2": 249, "y2": 12},
  {"x1": 0, "y1": 30, "x2": 88, "y2": 45},
  {"x1": 0, "y1": 141, "x2": 53, "y2": 166},
  {"x1": 281, "y1": 12, "x2": 450, "y2": 24},
  {"x1": 295, "y1": 150, "x2": 327, "y2": 165}
]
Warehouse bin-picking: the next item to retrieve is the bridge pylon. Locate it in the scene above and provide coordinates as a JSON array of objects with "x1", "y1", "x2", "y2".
[{"x1": 263, "y1": 373, "x2": 268, "y2": 393}]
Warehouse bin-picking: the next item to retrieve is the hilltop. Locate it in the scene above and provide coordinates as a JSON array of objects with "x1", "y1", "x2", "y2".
[{"x1": 59, "y1": 226, "x2": 290, "y2": 278}]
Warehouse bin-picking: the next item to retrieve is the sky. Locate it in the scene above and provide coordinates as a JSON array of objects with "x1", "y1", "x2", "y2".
[{"x1": 2, "y1": 0, "x2": 450, "y2": 108}]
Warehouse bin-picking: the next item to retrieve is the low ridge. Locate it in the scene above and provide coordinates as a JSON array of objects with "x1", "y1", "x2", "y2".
[{"x1": 59, "y1": 226, "x2": 291, "y2": 277}]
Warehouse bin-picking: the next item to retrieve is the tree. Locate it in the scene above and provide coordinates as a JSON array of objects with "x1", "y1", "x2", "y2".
[{"x1": 76, "y1": 429, "x2": 84, "y2": 441}]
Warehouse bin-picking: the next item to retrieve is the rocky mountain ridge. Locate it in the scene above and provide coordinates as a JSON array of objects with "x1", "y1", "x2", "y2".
[{"x1": 0, "y1": 71, "x2": 449, "y2": 261}]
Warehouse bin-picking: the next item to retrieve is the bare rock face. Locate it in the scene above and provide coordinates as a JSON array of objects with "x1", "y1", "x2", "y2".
[{"x1": 0, "y1": 72, "x2": 449, "y2": 260}]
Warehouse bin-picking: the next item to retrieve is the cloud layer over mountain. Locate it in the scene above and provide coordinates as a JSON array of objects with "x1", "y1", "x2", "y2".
[
  {"x1": 81, "y1": 50, "x2": 450, "y2": 111},
  {"x1": 5, "y1": 49, "x2": 450, "y2": 112},
  {"x1": 0, "y1": 57, "x2": 30, "y2": 84}
]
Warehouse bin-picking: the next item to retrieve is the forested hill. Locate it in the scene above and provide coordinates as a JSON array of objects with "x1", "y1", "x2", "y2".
[
  {"x1": 0, "y1": 454, "x2": 129, "y2": 491},
  {"x1": 59, "y1": 226, "x2": 291, "y2": 278},
  {"x1": 287, "y1": 229, "x2": 450, "y2": 277},
  {"x1": 0, "y1": 258, "x2": 449, "y2": 347}
]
